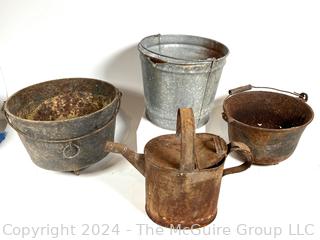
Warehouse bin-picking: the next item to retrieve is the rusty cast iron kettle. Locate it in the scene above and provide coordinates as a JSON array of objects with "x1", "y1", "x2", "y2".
[{"x1": 105, "y1": 108, "x2": 253, "y2": 228}]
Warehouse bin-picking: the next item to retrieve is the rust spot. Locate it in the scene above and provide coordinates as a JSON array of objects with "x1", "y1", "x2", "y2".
[{"x1": 149, "y1": 57, "x2": 167, "y2": 64}]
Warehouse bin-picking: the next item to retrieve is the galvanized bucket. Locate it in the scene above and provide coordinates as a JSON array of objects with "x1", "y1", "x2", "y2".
[
  {"x1": 138, "y1": 34, "x2": 229, "y2": 130},
  {"x1": 4, "y1": 78, "x2": 121, "y2": 172},
  {"x1": 222, "y1": 85, "x2": 314, "y2": 165}
]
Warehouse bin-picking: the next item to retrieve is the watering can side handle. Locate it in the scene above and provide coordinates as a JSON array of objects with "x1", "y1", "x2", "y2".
[
  {"x1": 223, "y1": 142, "x2": 253, "y2": 176},
  {"x1": 105, "y1": 141, "x2": 145, "y2": 176}
]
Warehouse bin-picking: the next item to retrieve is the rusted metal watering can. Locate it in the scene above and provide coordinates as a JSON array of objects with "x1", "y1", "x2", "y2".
[
  {"x1": 106, "y1": 108, "x2": 253, "y2": 228},
  {"x1": 223, "y1": 85, "x2": 314, "y2": 165}
]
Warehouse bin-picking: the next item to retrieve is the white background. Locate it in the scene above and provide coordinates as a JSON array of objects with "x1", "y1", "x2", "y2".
[{"x1": 0, "y1": 0, "x2": 319, "y2": 239}]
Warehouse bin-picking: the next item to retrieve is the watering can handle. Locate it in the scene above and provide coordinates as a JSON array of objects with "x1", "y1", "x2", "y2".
[
  {"x1": 228, "y1": 84, "x2": 308, "y2": 101},
  {"x1": 176, "y1": 108, "x2": 196, "y2": 171},
  {"x1": 223, "y1": 142, "x2": 253, "y2": 176}
]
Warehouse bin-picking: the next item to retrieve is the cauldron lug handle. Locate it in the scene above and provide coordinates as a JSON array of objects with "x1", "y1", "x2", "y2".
[
  {"x1": 223, "y1": 142, "x2": 253, "y2": 176},
  {"x1": 63, "y1": 142, "x2": 81, "y2": 159},
  {"x1": 221, "y1": 112, "x2": 230, "y2": 122},
  {"x1": 221, "y1": 112, "x2": 235, "y2": 123},
  {"x1": 105, "y1": 141, "x2": 145, "y2": 176}
]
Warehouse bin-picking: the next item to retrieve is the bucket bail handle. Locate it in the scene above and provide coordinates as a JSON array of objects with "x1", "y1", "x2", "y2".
[
  {"x1": 228, "y1": 84, "x2": 308, "y2": 101},
  {"x1": 176, "y1": 108, "x2": 196, "y2": 171}
]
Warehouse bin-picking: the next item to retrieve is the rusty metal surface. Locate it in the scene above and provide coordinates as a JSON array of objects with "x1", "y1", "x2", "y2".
[
  {"x1": 25, "y1": 91, "x2": 110, "y2": 121},
  {"x1": 223, "y1": 87, "x2": 314, "y2": 165},
  {"x1": 0, "y1": 101, "x2": 6, "y2": 132},
  {"x1": 138, "y1": 34, "x2": 229, "y2": 130},
  {"x1": 105, "y1": 108, "x2": 252, "y2": 228},
  {"x1": 4, "y1": 78, "x2": 121, "y2": 172}
]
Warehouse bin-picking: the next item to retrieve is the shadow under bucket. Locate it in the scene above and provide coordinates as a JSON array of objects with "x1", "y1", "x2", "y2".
[
  {"x1": 138, "y1": 34, "x2": 229, "y2": 130},
  {"x1": 222, "y1": 85, "x2": 314, "y2": 165}
]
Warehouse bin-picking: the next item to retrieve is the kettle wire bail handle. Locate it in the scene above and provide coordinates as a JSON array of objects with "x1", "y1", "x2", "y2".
[
  {"x1": 176, "y1": 108, "x2": 196, "y2": 171},
  {"x1": 223, "y1": 141, "x2": 253, "y2": 176},
  {"x1": 228, "y1": 84, "x2": 308, "y2": 102},
  {"x1": 228, "y1": 84, "x2": 253, "y2": 95}
]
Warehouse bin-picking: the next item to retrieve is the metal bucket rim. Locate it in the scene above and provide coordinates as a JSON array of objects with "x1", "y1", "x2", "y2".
[
  {"x1": 223, "y1": 90, "x2": 314, "y2": 132},
  {"x1": 138, "y1": 34, "x2": 229, "y2": 65},
  {"x1": 4, "y1": 77, "x2": 121, "y2": 125}
]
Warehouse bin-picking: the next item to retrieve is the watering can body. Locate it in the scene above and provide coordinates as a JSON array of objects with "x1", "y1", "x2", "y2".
[{"x1": 106, "y1": 108, "x2": 252, "y2": 228}]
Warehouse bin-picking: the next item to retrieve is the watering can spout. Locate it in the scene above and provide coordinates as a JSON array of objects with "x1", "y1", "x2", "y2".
[{"x1": 105, "y1": 142, "x2": 145, "y2": 176}]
